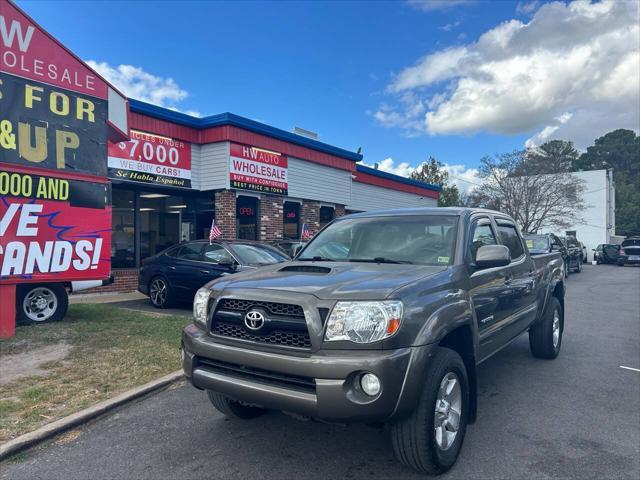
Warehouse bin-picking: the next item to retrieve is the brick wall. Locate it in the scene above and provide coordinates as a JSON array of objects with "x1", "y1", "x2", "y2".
[
  {"x1": 301, "y1": 200, "x2": 320, "y2": 234},
  {"x1": 259, "y1": 194, "x2": 284, "y2": 241},
  {"x1": 215, "y1": 190, "x2": 237, "y2": 239},
  {"x1": 335, "y1": 205, "x2": 346, "y2": 218},
  {"x1": 80, "y1": 268, "x2": 139, "y2": 294}
]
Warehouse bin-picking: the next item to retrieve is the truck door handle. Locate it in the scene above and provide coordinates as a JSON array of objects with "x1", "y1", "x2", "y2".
[
  {"x1": 167, "y1": 266, "x2": 176, "y2": 270},
  {"x1": 200, "y1": 270, "x2": 210, "y2": 274}
]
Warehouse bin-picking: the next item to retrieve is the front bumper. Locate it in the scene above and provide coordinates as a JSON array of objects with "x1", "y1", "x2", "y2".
[{"x1": 182, "y1": 324, "x2": 434, "y2": 422}]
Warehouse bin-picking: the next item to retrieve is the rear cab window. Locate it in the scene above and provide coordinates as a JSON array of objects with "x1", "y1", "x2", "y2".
[{"x1": 495, "y1": 220, "x2": 525, "y2": 260}]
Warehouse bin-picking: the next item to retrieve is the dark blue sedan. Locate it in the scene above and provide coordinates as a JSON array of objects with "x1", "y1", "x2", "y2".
[{"x1": 138, "y1": 240, "x2": 289, "y2": 308}]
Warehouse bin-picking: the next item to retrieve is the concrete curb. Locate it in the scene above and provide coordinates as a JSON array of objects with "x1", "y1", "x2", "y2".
[{"x1": 0, "y1": 370, "x2": 184, "y2": 462}]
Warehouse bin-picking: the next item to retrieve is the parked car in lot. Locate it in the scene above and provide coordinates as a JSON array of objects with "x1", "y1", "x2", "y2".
[
  {"x1": 560, "y1": 236, "x2": 583, "y2": 273},
  {"x1": 139, "y1": 240, "x2": 289, "y2": 308},
  {"x1": 270, "y1": 240, "x2": 306, "y2": 258},
  {"x1": 183, "y1": 208, "x2": 565, "y2": 474},
  {"x1": 593, "y1": 244, "x2": 620, "y2": 264},
  {"x1": 617, "y1": 237, "x2": 640, "y2": 266},
  {"x1": 523, "y1": 233, "x2": 573, "y2": 277}
]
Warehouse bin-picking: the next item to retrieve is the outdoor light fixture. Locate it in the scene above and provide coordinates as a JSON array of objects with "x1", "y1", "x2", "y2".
[{"x1": 140, "y1": 193, "x2": 169, "y2": 199}]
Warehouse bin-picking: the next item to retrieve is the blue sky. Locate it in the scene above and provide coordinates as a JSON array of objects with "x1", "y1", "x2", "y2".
[{"x1": 16, "y1": 0, "x2": 640, "y2": 190}]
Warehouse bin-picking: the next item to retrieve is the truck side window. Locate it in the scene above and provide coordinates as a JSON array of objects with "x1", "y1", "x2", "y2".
[
  {"x1": 496, "y1": 223, "x2": 524, "y2": 260},
  {"x1": 469, "y1": 220, "x2": 497, "y2": 261}
]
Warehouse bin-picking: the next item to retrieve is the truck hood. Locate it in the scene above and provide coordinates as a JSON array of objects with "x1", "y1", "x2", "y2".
[{"x1": 212, "y1": 261, "x2": 447, "y2": 300}]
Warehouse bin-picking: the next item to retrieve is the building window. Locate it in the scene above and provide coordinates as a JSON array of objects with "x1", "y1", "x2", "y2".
[
  {"x1": 320, "y1": 206, "x2": 335, "y2": 228},
  {"x1": 111, "y1": 187, "x2": 135, "y2": 268},
  {"x1": 237, "y1": 195, "x2": 258, "y2": 240},
  {"x1": 111, "y1": 185, "x2": 214, "y2": 268},
  {"x1": 283, "y1": 201, "x2": 300, "y2": 239}
]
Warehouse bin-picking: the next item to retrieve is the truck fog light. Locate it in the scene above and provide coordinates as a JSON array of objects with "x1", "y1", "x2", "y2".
[{"x1": 360, "y1": 373, "x2": 381, "y2": 396}]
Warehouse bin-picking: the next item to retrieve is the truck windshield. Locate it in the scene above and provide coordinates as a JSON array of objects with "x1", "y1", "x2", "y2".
[
  {"x1": 524, "y1": 235, "x2": 549, "y2": 251},
  {"x1": 298, "y1": 215, "x2": 458, "y2": 265}
]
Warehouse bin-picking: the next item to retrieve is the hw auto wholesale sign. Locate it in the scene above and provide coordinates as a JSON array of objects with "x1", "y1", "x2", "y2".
[
  {"x1": 108, "y1": 130, "x2": 192, "y2": 188},
  {"x1": 229, "y1": 142, "x2": 288, "y2": 195},
  {"x1": 0, "y1": 0, "x2": 128, "y2": 288}
]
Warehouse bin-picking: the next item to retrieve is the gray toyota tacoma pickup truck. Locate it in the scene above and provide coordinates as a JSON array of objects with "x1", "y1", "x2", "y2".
[{"x1": 182, "y1": 208, "x2": 565, "y2": 474}]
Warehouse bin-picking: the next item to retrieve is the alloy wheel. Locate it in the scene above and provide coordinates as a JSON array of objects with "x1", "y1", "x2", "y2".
[
  {"x1": 552, "y1": 309, "x2": 561, "y2": 348},
  {"x1": 434, "y1": 372, "x2": 462, "y2": 451},
  {"x1": 150, "y1": 279, "x2": 167, "y2": 306}
]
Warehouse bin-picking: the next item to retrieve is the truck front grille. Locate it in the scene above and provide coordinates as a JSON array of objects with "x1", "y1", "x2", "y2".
[
  {"x1": 211, "y1": 299, "x2": 311, "y2": 349},
  {"x1": 218, "y1": 299, "x2": 304, "y2": 317},
  {"x1": 211, "y1": 321, "x2": 312, "y2": 349}
]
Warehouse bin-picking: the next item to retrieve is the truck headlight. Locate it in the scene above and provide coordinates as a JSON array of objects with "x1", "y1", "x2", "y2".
[
  {"x1": 324, "y1": 301, "x2": 403, "y2": 343},
  {"x1": 193, "y1": 287, "x2": 211, "y2": 327}
]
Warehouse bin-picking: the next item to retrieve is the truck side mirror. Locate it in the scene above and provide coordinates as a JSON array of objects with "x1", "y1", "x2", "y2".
[{"x1": 475, "y1": 245, "x2": 511, "y2": 269}]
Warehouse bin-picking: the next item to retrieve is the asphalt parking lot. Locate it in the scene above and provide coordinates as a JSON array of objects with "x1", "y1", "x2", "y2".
[{"x1": 2, "y1": 264, "x2": 639, "y2": 480}]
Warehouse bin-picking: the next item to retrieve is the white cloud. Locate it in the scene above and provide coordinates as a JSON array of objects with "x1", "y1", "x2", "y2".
[
  {"x1": 363, "y1": 158, "x2": 480, "y2": 193},
  {"x1": 87, "y1": 61, "x2": 198, "y2": 115},
  {"x1": 375, "y1": 0, "x2": 640, "y2": 149},
  {"x1": 408, "y1": 0, "x2": 476, "y2": 12},
  {"x1": 516, "y1": 0, "x2": 540, "y2": 16},
  {"x1": 439, "y1": 21, "x2": 461, "y2": 32}
]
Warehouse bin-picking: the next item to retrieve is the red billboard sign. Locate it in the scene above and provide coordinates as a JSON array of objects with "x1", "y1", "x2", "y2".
[
  {"x1": 108, "y1": 130, "x2": 192, "y2": 188},
  {"x1": 229, "y1": 142, "x2": 288, "y2": 195},
  {"x1": 0, "y1": 166, "x2": 111, "y2": 284},
  {"x1": 0, "y1": 1, "x2": 108, "y2": 99}
]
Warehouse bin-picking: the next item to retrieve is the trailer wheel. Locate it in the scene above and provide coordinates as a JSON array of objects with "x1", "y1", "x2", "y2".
[{"x1": 16, "y1": 284, "x2": 69, "y2": 324}]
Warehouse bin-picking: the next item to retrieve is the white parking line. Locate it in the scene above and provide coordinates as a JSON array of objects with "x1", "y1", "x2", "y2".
[{"x1": 619, "y1": 366, "x2": 640, "y2": 372}]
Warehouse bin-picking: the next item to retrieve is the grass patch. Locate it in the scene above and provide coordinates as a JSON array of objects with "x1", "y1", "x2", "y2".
[{"x1": 0, "y1": 304, "x2": 190, "y2": 443}]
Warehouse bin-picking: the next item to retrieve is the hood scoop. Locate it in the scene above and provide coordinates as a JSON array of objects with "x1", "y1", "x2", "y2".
[{"x1": 279, "y1": 265, "x2": 332, "y2": 274}]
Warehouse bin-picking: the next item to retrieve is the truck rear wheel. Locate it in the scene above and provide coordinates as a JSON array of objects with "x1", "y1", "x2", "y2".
[
  {"x1": 529, "y1": 296, "x2": 562, "y2": 359},
  {"x1": 206, "y1": 390, "x2": 267, "y2": 419},
  {"x1": 390, "y1": 347, "x2": 469, "y2": 475},
  {"x1": 16, "y1": 283, "x2": 69, "y2": 325}
]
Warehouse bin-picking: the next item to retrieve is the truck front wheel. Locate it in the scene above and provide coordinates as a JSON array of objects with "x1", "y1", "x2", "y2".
[
  {"x1": 391, "y1": 347, "x2": 469, "y2": 475},
  {"x1": 16, "y1": 283, "x2": 69, "y2": 324},
  {"x1": 206, "y1": 390, "x2": 267, "y2": 419}
]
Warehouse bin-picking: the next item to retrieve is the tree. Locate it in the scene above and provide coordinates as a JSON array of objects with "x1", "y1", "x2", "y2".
[
  {"x1": 572, "y1": 129, "x2": 640, "y2": 236},
  {"x1": 410, "y1": 157, "x2": 462, "y2": 207},
  {"x1": 471, "y1": 150, "x2": 586, "y2": 233},
  {"x1": 518, "y1": 140, "x2": 579, "y2": 175}
]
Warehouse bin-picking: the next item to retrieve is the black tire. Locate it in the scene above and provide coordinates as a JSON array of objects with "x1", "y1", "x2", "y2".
[
  {"x1": 529, "y1": 296, "x2": 562, "y2": 359},
  {"x1": 207, "y1": 390, "x2": 267, "y2": 419},
  {"x1": 391, "y1": 347, "x2": 469, "y2": 475},
  {"x1": 16, "y1": 283, "x2": 68, "y2": 325},
  {"x1": 148, "y1": 276, "x2": 172, "y2": 308}
]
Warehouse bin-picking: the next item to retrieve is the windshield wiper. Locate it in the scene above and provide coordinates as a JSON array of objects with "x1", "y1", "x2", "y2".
[
  {"x1": 297, "y1": 256, "x2": 335, "y2": 262},
  {"x1": 348, "y1": 257, "x2": 413, "y2": 264}
]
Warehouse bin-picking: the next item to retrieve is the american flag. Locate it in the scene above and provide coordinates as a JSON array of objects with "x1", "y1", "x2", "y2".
[
  {"x1": 301, "y1": 223, "x2": 312, "y2": 240},
  {"x1": 209, "y1": 219, "x2": 222, "y2": 243}
]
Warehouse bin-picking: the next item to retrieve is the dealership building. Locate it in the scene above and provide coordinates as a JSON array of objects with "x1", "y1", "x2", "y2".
[{"x1": 104, "y1": 99, "x2": 441, "y2": 291}]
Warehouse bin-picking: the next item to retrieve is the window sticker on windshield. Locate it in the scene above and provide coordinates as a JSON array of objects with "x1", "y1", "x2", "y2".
[
  {"x1": 526, "y1": 239, "x2": 534, "y2": 248},
  {"x1": 437, "y1": 256, "x2": 449, "y2": 263}
]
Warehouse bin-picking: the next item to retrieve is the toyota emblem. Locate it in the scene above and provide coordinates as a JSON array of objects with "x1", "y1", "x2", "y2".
[{"x1": 244, "y1": 309, "x2": 265, "y2": 330}]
